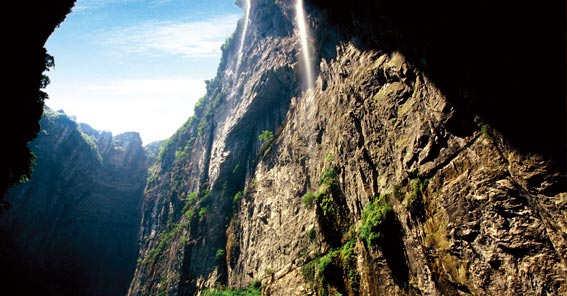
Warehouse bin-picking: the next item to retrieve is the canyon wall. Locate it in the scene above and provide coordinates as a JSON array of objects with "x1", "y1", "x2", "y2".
[
  {"x1": 0, "y1": 109, "x2": 147, "y2": 295},
  {"x1": 128, "y1": 0, "x2": 566, "y2": 295}
]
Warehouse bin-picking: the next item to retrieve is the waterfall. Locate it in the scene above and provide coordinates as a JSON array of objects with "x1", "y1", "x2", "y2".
[
  {"x1": 235, "y1": 0, "x2": 251, "y2": 74},
  {"x1": 295, "y1": 0, "x2": 314, "y2": 90}
]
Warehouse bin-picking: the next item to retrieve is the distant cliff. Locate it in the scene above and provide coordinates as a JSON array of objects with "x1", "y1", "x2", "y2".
[
  {"x1": 128, "y1": 0, "x2": 565, "y2": 295},
  {"x1": 0, "y1": 108, "x2": 147, "y2": 296}
]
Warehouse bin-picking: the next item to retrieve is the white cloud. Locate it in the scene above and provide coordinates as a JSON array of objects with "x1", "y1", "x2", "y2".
[
  {"x1": 74, "y1": 0, "x2": 169, "y2": 11},
  {"x1": 46, "y1": 78, "x2": 206, "y2": 144},
  {"x1": 73, "y1": 0, "x2": 133, "y2": 11},
  {"x1": 84, "y1": 78, "x2": 204, "y2": 97},
  {"x1": 106, "y1": 15, "x2": 240, "y2": 58}
]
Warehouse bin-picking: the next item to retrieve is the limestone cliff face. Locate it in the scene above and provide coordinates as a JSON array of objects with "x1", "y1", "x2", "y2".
[
  {"x1": 129, "y1": 0, "x2": 565, "y2": 295},
  {"x1": 0, "y1": 109, "x2": 147, "y2": 296}
]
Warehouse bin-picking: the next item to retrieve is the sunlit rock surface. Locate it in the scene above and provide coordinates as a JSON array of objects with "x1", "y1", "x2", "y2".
[{"x1": 128, "y1": 0, "x2": 565, "y2": 295}]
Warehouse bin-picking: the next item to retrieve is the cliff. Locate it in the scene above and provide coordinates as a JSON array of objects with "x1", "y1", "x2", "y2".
[
  {"x1": 0, "y1": 108, "x2": 147, "y2": 295},
  {"x1": 1, "y1": 0, "x2": 76, "y2": 206},
  {"x1": 129, "y1": 0, "x2": 565, "y2": 295}
]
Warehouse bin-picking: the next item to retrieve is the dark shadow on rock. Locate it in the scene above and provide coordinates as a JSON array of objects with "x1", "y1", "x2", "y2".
[
  {"x1": 1, "y1": 0, "x2": 77, "y2": 204},
  {"x1": 322, "y1": 263, "x2": 347, "y2": 295},
  {"x1": 310, "y1": 0, "x2": 566, "y2": 169},
  {"x1": 379, "y1": 211, "x2": 410, "y2": 289}
]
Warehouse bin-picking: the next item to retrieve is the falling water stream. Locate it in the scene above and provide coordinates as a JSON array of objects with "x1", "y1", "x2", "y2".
[
  {"x1": 295, "y1": 0, "x2": 314, "y2": 90},
  {"x1": 235, "y1": 0, "x2": 251, "y2": 74}
]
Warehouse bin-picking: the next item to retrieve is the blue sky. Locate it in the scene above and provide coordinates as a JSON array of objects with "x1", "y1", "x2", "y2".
[{"x1": 45, "y1": 0, "x2": 242, "y2": 144}]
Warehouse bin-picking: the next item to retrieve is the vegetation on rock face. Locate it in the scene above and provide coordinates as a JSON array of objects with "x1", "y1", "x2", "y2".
[
  {"x1": 359, "y1": 194, "x2": 392, "y2": 248},
  {"x1": 258, "y1": 130, "x2": 275, "y2": 157},
  {"x1": 128, "y1": 0, "x2": 566, "y2": 294},
  {"x1": 302, "y1": 192, "x2": 317, "y2": 208},
  {"x1": 216, "y1": 249, "x2": 226, "y2": 262},
  {"x1": 319, "y1": 194, "x2": 339, "y2": 217},
  {"x1": 202, "y1": 280, "x2": 261, "y2": 296},
  {"x1": 258, "y1": 130, "x2": 274, "y2": 144},
  {"x1": 142, "y1": 218, "x2": 187, "y2": 265},
  {"x1": 303, "y1": 167, "x2": 338, "y2": 209},
  {"x1": 301, "y1": 237, "x2": 360, "y2": 295},
  {"x1": 1, "y1": 52, "x2": 55, "y2": 207},
  {"x1": 199, "y1": 207, "x2": 208, "y2": 221},
  {"x1": 187, "y1": 192, "x2": 198, "y2": 204},
  {"x1": 233, "y1": 191, "x2": 243, "y2": 204},
  {"x1": 4, "y1": 0, "x2": 77, "y2": 207},
  {"x1": 1, "y1": 106, "x2": 146, "y2": 295},
  {"x1": 319, "y1": 167, "x2": 337, "y2": 186},
  {"x1": 405, "y1": 176, "x2": 427, "y2": 220}
]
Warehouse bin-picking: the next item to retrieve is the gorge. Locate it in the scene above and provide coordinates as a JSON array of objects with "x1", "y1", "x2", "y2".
[
  {"x1": 0, "y1": 108, "x2": 147, "y2": 295},
  {"x1": 1, "y1": 0, "x2": 565, "y2": 295}
]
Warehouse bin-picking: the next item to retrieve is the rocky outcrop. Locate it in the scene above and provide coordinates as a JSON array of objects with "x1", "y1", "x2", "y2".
[
  {"x1": 0, "y1": 108, "x2": 147, "y2": 296},
  {"x1": 129, "y1": 0, "x2": 565, "y2": 295},
  {"x1": 236, "y1": 45, "x2": 566, "y2": 295},
  {"x1": 1, "y1": 0, "x2": 76, "y2": 205}
]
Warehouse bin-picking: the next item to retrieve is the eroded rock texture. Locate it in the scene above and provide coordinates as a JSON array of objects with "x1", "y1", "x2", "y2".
[
  {"x1": 0, "y1": 109, "x2": 147, "y2": 296},
  {"x1": 129, "y1": 0, "x2": 565, "y2": 295}
]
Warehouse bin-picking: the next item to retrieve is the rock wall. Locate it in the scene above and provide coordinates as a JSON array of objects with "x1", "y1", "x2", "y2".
[
  {"x1": 0, "y1": 109, "x2": 147, "y2": 296},
  {"x1": 1, "y1": 0, "x2": 76, "y2": 205},
  {"x1": 129, "y1": 0, "x2": 565, "y2": 295}
]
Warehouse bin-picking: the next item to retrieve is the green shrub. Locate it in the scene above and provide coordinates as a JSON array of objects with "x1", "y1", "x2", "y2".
[
  {"x1": 319, "y1": 194, "x2": 338, "y2": 217},
  {"x1": 258, "y1": 130, "x2": 275, "y2": 158},
  {"x1": 303, "y1": 167, "x2": 338, "y2": 211},
  {"x1": 184, "y1": 209, "x2": 194, "y2": 219},
  {"x1": 142, "y1": 216, "x2": 189, "y2": 265},
  {"x1": 182, "y1": 192, "x2": 198, "y2": 214},
  {"x1": 258, "y1": 130, "x2": 274, "y2": 144},
  {"x1": 199, "y1": 207, "x2": 208, "y2": 221},
  {"x1": 158, "y1": 138, "x2": 171, "y2": 161},
  {"x1": 411, "y1": 177, "x2": 428, "y2": 199},
  {"x1": 233, "y1": 191, "x2": 243, "y2": 203},
  {"x1": 197, "y1": 119, "x2": 208, "y2": 137},
  {"x1": 194, "y1": 95, "x2": 208, "y2": 116},
  {"x1": 317, "y1": 251, "x2": 338, "y2": 278},
  {"x1": 407, "y1": 177, "x2": 428, "y2": 211},
  {"x1": 202, "y1": 280, "x2": 261, "y2": 296},
  {"x1": 319, "y1": 167, "x2": 337, "y2": 185},
  {"x1": 216, "y1": 249, "x2": 225, "y2": 261},
  {"x1": 175, "y1": 149, "x2": 186, "y2": 160},
  {"x1": 480, "y1": 123, "x2": 493, "y2": 138},
  {"x1": 301, "y1": 260, "x2": 317, "y2": 282},
  {"x1": 302, "y1": 192, "x2": 317, "y2": 208},
  {"x1": 340, "y1": 239, "x2": 355, "y2": 265},
  {"x1": 187, "y1": 192, "x2": 198, "y2": 203},
  {"x1": 340, "y1": 239, "x2": 359, "y2": 293},
  {"x1": 359, "y1": 194, "x2": 392, "y2": 248},
  {"x1": 303, "y1": 241, "x2": 360, "y2": 294}
]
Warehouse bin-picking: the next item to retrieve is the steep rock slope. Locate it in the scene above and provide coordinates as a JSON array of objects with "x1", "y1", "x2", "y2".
[
  {"x1": 0, "y1": 109, "x2": 147, "y2": 296},
  {"x1": 1, "y1": 0, "x2": 76, "y2": 205},
  {"x1": 129, "y1": 1, "x2": 297, "y2": 294},
  {"x1": 130, "y1": 0, "x2": 565, "y2": 295}
]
